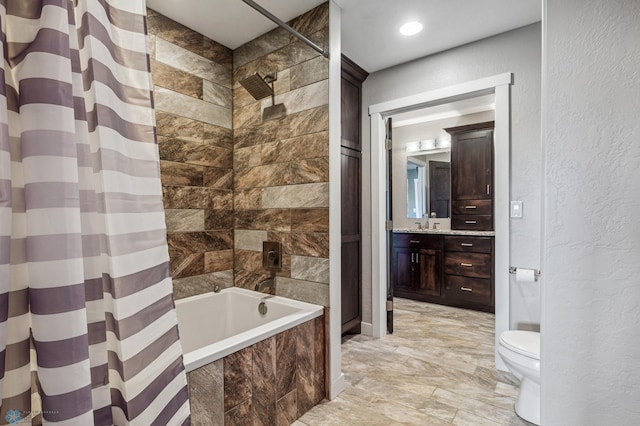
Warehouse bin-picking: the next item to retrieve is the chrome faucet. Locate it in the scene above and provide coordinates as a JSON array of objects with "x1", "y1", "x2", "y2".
[
  {"x1": 255, "y1": 277, "x2": 276, "y2": 295},
  {"x1": 415, "y1": 222, "x2": 423, "y2": 230},
  {"x1": 432, "y1": 221, "x2": 441, "y2": 230}
]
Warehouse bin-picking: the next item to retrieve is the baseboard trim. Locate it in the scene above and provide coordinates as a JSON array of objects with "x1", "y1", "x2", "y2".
[
  {"x1": 329, "y1": 372, "x2": 345, "y2": 400},
  {"x1": 361, "y1": 321, "x2": 373, "y2": 336}
]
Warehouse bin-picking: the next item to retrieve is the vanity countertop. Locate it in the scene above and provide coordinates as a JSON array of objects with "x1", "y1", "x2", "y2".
[{"x1": 393, "y1": 228, "x2": 495, "y2": 237}]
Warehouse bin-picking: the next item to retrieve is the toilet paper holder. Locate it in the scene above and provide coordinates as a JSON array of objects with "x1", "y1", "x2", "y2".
[{"x1": 509, "y1": 267, "x2": 541, "y2": 282}]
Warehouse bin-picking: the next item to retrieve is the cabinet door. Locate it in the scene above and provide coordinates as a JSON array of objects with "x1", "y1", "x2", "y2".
[
  {"x1": 341, "y1": 241, "x2": 360, "y2": 330},
  {"x1": 393, "y1": 247, "x2": 414, "y2": 291},
  {"x1": 416, "y1": 248, "x2": 442, "y2": 296},
  {"x1": 341, "y1": 76, "x2": 361, "y2": 150},
  {"x1": 451, "y1": 129, "x2": 494, "y2": 201},
  {"x1": 341, "y1": 148, "x2": 361, "y2": 332},
  {"x1": 341, "y1": 55, "x2": 368, "y2": 151}
]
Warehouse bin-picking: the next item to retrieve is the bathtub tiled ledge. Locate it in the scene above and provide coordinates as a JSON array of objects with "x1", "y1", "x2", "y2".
[
  {"x1": 393, "y1": 228, "x2": 495, "y2": 237},
  {"x1": 187, "y1": 314, "x2": 325, "y2": 425}
]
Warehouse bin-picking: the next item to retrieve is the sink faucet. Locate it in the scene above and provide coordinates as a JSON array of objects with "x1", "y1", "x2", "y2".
[
  {"x1": 432, "y1": 221, "x2": 441, "y2": 230},
  {"x1": 255, "y1": 277, "x2": 276, "y2": 295},
  {"x1": 415, "y1": 222, "x2": 423, "y2": 230}
]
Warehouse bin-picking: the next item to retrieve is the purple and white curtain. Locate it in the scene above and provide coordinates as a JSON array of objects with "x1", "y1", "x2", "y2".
[{"x1": 0, "y1": 1, "x2": 189, "y2": 424}]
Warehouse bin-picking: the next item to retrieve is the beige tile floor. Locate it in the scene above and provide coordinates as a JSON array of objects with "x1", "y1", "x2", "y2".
[{"x1": 297, "y1": 298, "x2": 534, "y2": 425}]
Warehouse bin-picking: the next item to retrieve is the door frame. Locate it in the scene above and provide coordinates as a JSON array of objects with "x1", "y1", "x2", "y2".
[{"x1": 368, "y1": 73, "x2": 512, "y2": 370}]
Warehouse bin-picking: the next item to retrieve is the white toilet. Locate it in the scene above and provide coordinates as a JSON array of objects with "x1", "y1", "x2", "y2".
[{"x1": 498, "y1": 330, "x2": 540, "y2": 425}]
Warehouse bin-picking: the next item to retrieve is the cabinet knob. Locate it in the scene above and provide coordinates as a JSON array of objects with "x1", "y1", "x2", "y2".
[
  {"x1": 461, "y1": 287, "x2": 473, "y2": 292},
  {"x1": 461, "y1": 263, "x2": 473, "y2": 267},
  {"x1": 460, "y1": 243, "x2": 473, "y2": 247}
]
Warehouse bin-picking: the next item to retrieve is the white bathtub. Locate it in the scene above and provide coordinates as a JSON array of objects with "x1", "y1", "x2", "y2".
[{"x1": 175, "y1": 287, "x2": 324, "y2": 372}]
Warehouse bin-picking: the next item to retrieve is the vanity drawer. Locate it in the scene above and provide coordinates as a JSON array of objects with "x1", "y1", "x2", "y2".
[
  {"x1": 452, "y1": 199, "x2": 492, "y2": 215},
  {"x1": 452, "y1": 215, "x2": 493, "y2": 231},
  {"x1": 444, "y1": 252, "x2": 492, "y2": 278},
  {"x1": 444, "y1": 275, "x2": 491, "y2": 306},
  {"x1": 444, "y1": 236, "x2": 492, "y2": 253},
  {"x1": 393, "y1": 233, "x2": 443, "y2": 250}
]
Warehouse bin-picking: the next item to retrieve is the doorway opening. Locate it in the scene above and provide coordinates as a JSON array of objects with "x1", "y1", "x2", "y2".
[{"x1": 368, "y1": 73, "x2": 512, "y2": 370}]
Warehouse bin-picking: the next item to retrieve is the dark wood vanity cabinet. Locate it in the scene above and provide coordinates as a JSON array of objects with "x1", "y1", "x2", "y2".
[
  {"x1": 393, "y1": 233, "x2": 494, "y2": 313},
  {"x1": 393, "y1": 233, "x2": 443, "y2": 302},
  {"x1": 443, "y1": 235, "x2": 494, "y2": 312},
  {"x1": 446, "y1": 121, "x2": 494, "y2": 231}
]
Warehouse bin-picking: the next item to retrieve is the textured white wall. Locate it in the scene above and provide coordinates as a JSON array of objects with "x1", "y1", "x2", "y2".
[
  {"x1": 361, "y1": 23, "x2": 542, "y2": 328},
  {"x1": 541, "y1": 0, "x2": 640, "y2": 423}
]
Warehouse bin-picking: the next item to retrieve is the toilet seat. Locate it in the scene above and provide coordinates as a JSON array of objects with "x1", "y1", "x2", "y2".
[{"x1": 500, "y1": 330, "x2": 540, "y2": 359}]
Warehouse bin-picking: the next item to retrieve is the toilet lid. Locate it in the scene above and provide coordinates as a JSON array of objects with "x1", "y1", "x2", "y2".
[{"x1": 500, "y1": 330, "x2": 540, "y2": 359}]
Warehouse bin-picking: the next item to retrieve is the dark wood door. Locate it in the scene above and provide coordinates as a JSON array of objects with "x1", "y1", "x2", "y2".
[
  {"x1": 341, "y1": 241, "x2": 360, "y2": 329},
  {"x1": 341, "y1": 77, "x2": 360, "y2": 151},
  {"x1": 341, "y1": 147, "x2": 361, "y2": 333},
  {"x1": 416, "y1": 248, "x2": 442, "y2": 296},
  {"x1": 340, "y1": 55, "x2": 368, "y2": 151},
  {"x1": 428, "y1": 161, "x2": 450, "y2": 218},
  {"x1": 392, "y1": 247, "x2": 414, "y2": 291},
  {"x1": 451, "y1": 129, "x2": 494, "y2": 201},
  {"x1": 340, "y1": 55, "x2": 367, "y2": 334}
]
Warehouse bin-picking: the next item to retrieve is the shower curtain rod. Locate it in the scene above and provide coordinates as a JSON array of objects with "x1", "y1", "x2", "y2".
[{"x1": 240, "y1": 0, "x2": 330, "y2": 58}]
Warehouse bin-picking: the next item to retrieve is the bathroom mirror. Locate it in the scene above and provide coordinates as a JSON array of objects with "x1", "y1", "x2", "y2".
[
  {"x1": 393, "y1": 97, "x2": 495, "y2": 223},
  {"x1": 406, "y1": 150, "x2": 451, "y2": 219}
]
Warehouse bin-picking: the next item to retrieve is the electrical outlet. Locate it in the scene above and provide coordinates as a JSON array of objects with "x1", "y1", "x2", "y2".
[{"x1": 510, "y1": 201, "x2": 523, "y2": 218}]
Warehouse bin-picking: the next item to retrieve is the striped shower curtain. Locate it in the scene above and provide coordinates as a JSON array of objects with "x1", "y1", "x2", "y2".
[{"x1": 0, "y1": 1, "x2": 189, "y2": 424}]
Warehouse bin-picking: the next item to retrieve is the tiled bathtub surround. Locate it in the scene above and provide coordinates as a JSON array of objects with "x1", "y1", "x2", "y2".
[
  {"x1": 149, "y1": 5, "x2": 331, "y2": 419},
  {"x1": 149, "y1": 3, "x2": 331, "y2": 307},
  {"x1": 232, "y1": 3, "x2": 331, "y2": 306},
  {"x1": 188, "y1": 316, "x2": 325, "y2": 425},
  {"x1": 147, "y1": 9, "x2": 235, "y2": 298}
]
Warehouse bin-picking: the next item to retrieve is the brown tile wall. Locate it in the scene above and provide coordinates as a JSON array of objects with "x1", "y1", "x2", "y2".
[
  {"x1": 187, "y1": 316, "x2": 325, "y2": 425},
  {"x1": 147, "y1": 9, "x2": 234, "y2": 298},
  {"x1": 232, "y1": 3, "x2": 331, "y2": 306},
  {"x1": 150, "y1": 4, "x2": 330, "y2": 422},
  {"x1": 149, "y1": 4, "x2": 330, "y2": 305}
]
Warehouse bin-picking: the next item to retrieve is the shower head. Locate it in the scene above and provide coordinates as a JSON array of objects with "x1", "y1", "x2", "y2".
[{"x1": 239, "y1": 73, "x2": 275, "y2": 100}]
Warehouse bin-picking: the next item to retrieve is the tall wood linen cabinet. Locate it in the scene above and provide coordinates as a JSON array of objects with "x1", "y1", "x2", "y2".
[
  {"x1": 447, "y1": 121, "x2": 495, "y2": 231},
  {"x1": 340, "y1": 55, "x2": 368, "y2": 334}
]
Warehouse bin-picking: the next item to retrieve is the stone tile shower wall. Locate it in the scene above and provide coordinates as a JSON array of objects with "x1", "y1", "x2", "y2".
[
  {"x1": 147, "y1": 10, "x2": 235, "y2": 298},
  {"x1": 232, "y1": 4, "x2": 331, "y2": 307},
  {"x1": 148, "y1": 5, "x2": 330, "y2": 422}
]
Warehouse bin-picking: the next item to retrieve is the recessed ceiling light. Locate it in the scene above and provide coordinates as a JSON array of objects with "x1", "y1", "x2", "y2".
[{"x1": 399, "y1": 21, "x2": 423, "y2": 36}]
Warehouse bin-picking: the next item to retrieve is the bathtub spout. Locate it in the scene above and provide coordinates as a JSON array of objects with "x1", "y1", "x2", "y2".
[{"x1": 255, "y1": 278, "x2": 276, "y2": 295}]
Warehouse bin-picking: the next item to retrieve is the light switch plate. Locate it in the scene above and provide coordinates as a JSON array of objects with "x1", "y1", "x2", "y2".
[{"x1": 510, "y1": 201, "x2": 523, "y2": 218}]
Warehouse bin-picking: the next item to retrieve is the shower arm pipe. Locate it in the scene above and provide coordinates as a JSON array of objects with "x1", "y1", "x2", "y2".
[{"x1": 239, "y1": 0, "x2": 329, "y2": 58}]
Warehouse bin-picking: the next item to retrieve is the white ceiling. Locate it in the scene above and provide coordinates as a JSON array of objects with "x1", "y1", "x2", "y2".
[
  {"x1": 392, "y1": 94, "x2": 495, "y2": 128},
  {"x1": 147, "y1": 0, "x2": 327, "y2": 50},
  {"x1": 147, "y1": 0, "x2": 541, "y2": 72},
  {"x1": 335, "y1": 0, "x2": 541, "y2": 72}
]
